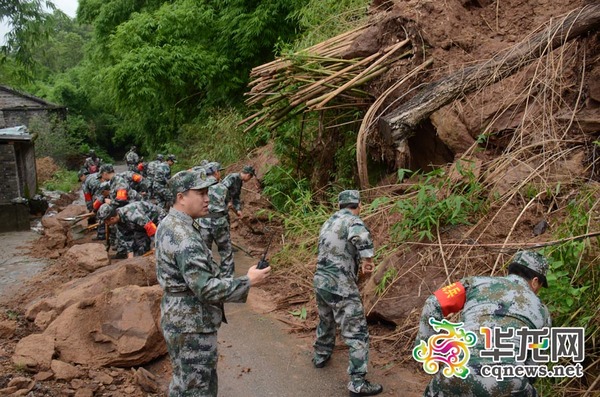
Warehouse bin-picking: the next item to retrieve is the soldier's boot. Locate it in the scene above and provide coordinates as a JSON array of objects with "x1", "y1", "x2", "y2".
[
  {"x1": 312, "y1": 354, "x2": 331, "y2": 368},
  {"x1": 348, "y1": 378, "x2": 383, "y2": 397}
]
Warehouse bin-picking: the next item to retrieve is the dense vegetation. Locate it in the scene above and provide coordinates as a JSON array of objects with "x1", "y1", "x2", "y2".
[{"x1": 2, "y1": 2, "x2": 598, "y2": 396}]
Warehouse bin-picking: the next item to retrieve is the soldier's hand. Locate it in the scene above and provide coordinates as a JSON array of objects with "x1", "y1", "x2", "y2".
[
  {"x1": 361, "y1": 260, "x2": 375, "y2": 274},
  {"x1": 247, "y1": 265, "x2": 270, "y2": 286},
  {"x1": 127, "y1": 252, "x2": 134, "y2": 259},
  {"x1": 236, "y1": 210, "x2": 243, "y2": 218}
]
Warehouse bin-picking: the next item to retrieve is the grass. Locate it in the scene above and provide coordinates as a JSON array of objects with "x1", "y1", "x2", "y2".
[{"x1": 41, "y1": 169, "x2": 80, "y2": 193}]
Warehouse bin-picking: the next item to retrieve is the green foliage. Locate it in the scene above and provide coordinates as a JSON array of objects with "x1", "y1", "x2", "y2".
[
  {"x1": 536, "y1": 188, "x2": 600, "y2": 394},
  {"x1": 290, "y1": 0, "x2": 370, "y2": 50},
  {"x1": 0, "y1": 0, "x2": 56, "y2": 71},
  {"x1": 168, "y1": 108, "x2": 253, "y2": 170},
  {"x1": 391, "y1": 167, "x2": 486, "y2": 242},
  {"x1": 375, "y1": 267, "x2": 398, "y2": 296},
  {"x1": 289, "y1": 306, "x2": 308, "y2": 320},
  {"x1": 42, "y1": 169, "x2": 79, "y2": 192},
  {"x1": 262, "y1": 165, "x2": 312, "y2": 213},
  {"x1": 30, "y1": 116, "x2": 82, "y2": 166}
]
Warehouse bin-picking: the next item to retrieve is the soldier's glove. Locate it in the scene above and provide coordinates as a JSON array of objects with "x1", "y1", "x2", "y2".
[{"x1": 257, "y1": 259, "x2": 269, "y2": 270}]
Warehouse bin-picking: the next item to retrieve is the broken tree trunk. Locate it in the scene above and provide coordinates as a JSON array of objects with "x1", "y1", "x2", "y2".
[{"x1": 378, "y1": 4, "x2": 600, "y2": 167}]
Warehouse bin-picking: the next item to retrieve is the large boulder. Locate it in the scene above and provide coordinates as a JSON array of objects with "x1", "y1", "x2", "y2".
[
  {"x1": 44, "y1": 285, "x2": 166, "y2": 367},
  {"x1": 26, "y1": 257, "x2": 157, "y2": 322},
  {"x1": 63, "y1": 243, "x2": 110, "y2": 272},
  {"x1": 12, "y1": 334, "x2": 56, "y2": 371}
]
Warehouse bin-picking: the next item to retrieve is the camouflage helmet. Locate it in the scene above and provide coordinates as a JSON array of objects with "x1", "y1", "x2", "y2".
[
  {"x1": 99, "y1": 164, "x2": 114, "y2": 174},
  {"x1": 338, "y1": 190, "x2": 360, "y2": 205},
  {"x1": 167, "y1": 154, "x2": 177, "y2": 163},
  {"x1": 97, "y1": 203, "x2": 117, "y2": 222},
  {"x1": 168, "y1": 169, "x2": 217, "y2": 196},
  {"x1": 511, "y1": 250, "x2": 549, "y2": 287},
  {"x1": 156, "y1": 154, "x2": 164, "y2": 161},
  {"x1": 242, "y1": 165, "x2": 256, "y2": 177}
]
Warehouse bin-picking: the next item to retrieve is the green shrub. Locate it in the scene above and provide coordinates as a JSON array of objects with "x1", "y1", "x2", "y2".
[{"x1": 42, "y1": 169, "x2": 79, "y2": 192}]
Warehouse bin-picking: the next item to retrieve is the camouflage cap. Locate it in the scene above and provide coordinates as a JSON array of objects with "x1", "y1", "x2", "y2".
[
  {"x1": 77, "y1": 168, "x2": 89, "y2": 178},
  {"x1": 338, "y1": 190, "x2": 360, "y2": 205},
  {"x1": 512, "y1": 250, "x2": 549, "y2": 287},
  {"x1": 156, "y1": 154, "x2": 164, "y2": 161},
  {"x1": 205, "y1": 162, "x2": 225, "y2": 175},
  {"x1": 200, "y1": 159, "x2": 209, "y2": 166},
  {"x1": 168, "y1": 169, "x2": 216, "y2": 196},
  {"x1": 167, "y1": 154, "x2": 177, "y2": 162},
  {"x1": 97, "y1": 203, "x2": 117, "y2": 222},
  {"x1": 99, "y1": 181, "x2": 111, "y2": 192},
  {"x1": 242, "y1": 165, "x2": 256, "y2": 176},
  {"x1": 99, "y1": 164, "x2": 114, "y2": 174}
]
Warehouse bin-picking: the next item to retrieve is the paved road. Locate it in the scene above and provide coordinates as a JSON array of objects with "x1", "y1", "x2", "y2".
[
  {"x1": 217, "y1": 250, "x2": 351, "y2": 397},
  {"x1": 0, "y1": 231, "x2": 47, "y2": 300}
]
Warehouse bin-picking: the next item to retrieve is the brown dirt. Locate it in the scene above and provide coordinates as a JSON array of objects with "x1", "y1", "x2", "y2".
[{"x1": 36, "y1": 157, "x2": 61, "y2": 185}]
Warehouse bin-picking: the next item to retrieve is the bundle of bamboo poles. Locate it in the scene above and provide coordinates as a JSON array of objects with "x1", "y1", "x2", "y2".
[{"x1": 242, "y1": 25, "x2": 414, "y2": 132}]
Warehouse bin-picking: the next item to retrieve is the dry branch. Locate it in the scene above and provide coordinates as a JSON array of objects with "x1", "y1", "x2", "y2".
[{"x1": 379, "y1": 5, "x2": 600, "y2": 159}]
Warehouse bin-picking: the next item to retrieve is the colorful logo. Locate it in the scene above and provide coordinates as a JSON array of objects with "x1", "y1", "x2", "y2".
[{"x1": 413, "y1": 318, "x2": 477, "y2": 379}]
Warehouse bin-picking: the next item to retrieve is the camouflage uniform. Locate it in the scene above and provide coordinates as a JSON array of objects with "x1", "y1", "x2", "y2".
[
  {"x1": 82, "y1": 172, "x2": 102, "y2": 212},
  {"x1": 149, "y1": 160, "x2": 173, "y2": 208},
  {"x1": 108, "y1": 172, "x2": 145, "y2": 208},
  {"x1": 83, "y1": 155, "x2": 101, "y2": 174},
  {"x1": 313, "y1": 190, "x2": 377, "y2": 394},
  {"x1": 196, "y1": 164, "x2": 234, "y2": 277},
  {"x1": 416, "y1": 251, "x2": 551, "y2": 397},
  {"x1": 156, "y1": 170, "x2": 250, "y2": 397},
  {"x1": 98, "y1": 201, "x2": 165, "y2": 256},
  {"x1": 125, "y1": 148, "x2": 140, "y2": 171}
]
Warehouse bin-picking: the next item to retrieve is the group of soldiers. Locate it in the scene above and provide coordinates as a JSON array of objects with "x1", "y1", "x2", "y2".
[
  {"x1": 79, "y1": 148, "x2": 554, "y2": 397},
  {"x1": 77, "y1": 147, "x2": 256, "y2": 263}
]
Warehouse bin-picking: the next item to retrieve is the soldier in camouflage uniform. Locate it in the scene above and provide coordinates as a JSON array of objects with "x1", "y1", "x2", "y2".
[
  {"x1": 415, "y1": 251, "x2": 551, "y2": 397},
  {"x1": 222, "y1": 165, "x2": 255, "y2": 218},
  {"x1": 125, "y1": 146, "x2": 140, "y2": 171},
  {"x1": 82, "y1": 170, "x2": 105, "y2": 239},
  {"x1": 313, "y1": 190, "x2": 383, "y2": 397},
  {"x1": 83, "y1": 149, "x2": 102, "y2": 174},
  {"x1": 194, "y1": 162, "x2": 235, "y2": 277},
  {"x1": 155, "y1": 170, "x2": 271, "y2": 397},
  {"x1": 145, "y1": 154, "x2": 164, "y2": 198},
  {"x1": 150, "y1": 154, "x2": 174, "y2": 209},
  {"x1": 97, "y1": 201, "x2": 165, "y2": 258}
]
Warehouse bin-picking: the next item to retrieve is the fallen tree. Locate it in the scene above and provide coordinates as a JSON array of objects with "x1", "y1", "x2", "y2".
[{"x1": 374, "y1": 4, "x2": 600, "y2": 182}]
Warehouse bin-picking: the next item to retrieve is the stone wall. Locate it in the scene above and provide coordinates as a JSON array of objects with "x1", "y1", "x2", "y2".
[{"x1": 0, "y1": 143, "x2": 19, "y2": 205}]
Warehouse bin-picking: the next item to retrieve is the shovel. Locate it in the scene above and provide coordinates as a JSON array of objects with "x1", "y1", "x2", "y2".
[
  {"x1": 59, "y1": 212, "x2": 95, "y2": 225},
  {"x1": 71, "y1": 222, "x2": 98, "y2": 240}
]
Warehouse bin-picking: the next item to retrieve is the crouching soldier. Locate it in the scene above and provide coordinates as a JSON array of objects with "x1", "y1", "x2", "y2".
[{"x1": 96, "y1": 202, "x2": 166, "y2": 258}]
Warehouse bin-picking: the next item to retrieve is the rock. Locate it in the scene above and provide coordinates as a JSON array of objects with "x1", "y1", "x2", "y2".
[
  {"x1": 0, "y1": 319, "x2": 17, "y2": 339},
  {"x1": 70, "y1": 378, "x2": 85, "y2": 389},
  {"x1": 44, "y1": 285, "x2": 166, "y2": 367},
  {"x1": 44, "y1": 229, "x2": 68, "y2": 250},
  {"x1": 41, "y1": 214, "x2": 64, "y2": 231},
  {"x1": 6, "y1": 377, "x2": 35, "y2": 395},
  {"x1": 8, "y1": 376, "x2": 34, "y2": 390},
  {"x1": 51, "y1": 359, "x2": 83, "y2": 381},
  {"x1": 12, "y1": 334, "x2": 56, "y2": 371},
  {"x1": 64, "y1": 243, "x2": 109, "y2": 272},
  {"x1": 24, "y1": 258, "x2": 157, "y2": 320},
  {"x1": 34, "y1": 371, "x2": 54, "y2": 381},
  {"x1": 90, "y1": 371, "x2": 114, "y2": 385},
  {"x1": 35, "y1": 309, "x2": 58, "y2": 330},
  {"x1": 26, "y1": 298, "x2": 57, "y2": 321},
  {"x1": 124, "y1": 385, "x2": 137, "y2": 394},
  {"x1": 430, "y1": 107, "x2": 476, "y2": 155},
  {"x1": 133, "y1": 367, "x2": 159, "y2": 393},
  {"x1": 0, "y1": 386, "x2": 18, "y2": 394},
  {"x1": 75, "y1": 388, "x2": 94, "y2": 397}
]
